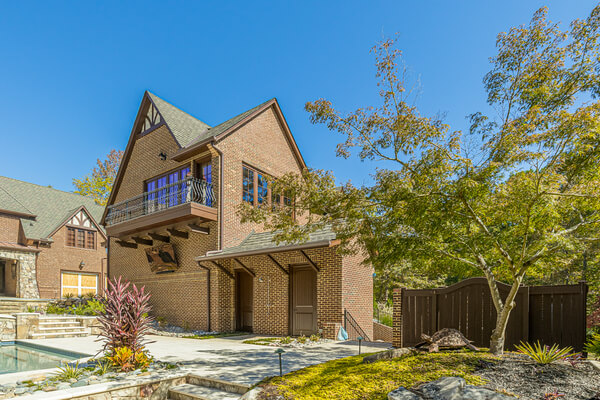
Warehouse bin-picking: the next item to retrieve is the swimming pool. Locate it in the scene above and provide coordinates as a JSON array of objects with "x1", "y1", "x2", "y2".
[{"x1": 0, "y1": 341, "x2": 89, "y2": 374}]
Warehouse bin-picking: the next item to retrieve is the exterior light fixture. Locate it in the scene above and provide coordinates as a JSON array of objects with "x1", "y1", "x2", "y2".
[
  {"x1": 159, "y1": 152, "x2": 167, "y2": 160},
  {"x1": 275, "y1": 348, "x2": 285, "y2": 376},
  {"x1": 79, "y1": 261, "x2": 85, "y2": 270},
  {"x1": 357, "y1": 336, "x2": 364, "y2": 354}
]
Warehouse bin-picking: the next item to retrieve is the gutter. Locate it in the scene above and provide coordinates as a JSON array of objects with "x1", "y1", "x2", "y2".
[{"x1": 194, "y1": 238, "x2": 340, "y2": 262}]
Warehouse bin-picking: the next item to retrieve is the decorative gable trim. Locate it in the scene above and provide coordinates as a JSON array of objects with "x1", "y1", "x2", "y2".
[
  {"x1": 101, "y1": 91, "x2": 182, "y2": 224},
  {"x1": 50, "y1": 205, "x2": 107, "y2": 241}
]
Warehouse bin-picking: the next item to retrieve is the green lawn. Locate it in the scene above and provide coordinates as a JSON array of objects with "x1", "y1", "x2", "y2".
[{"x1": 258, "y1": 351, "x2": 498, "y2": 400}]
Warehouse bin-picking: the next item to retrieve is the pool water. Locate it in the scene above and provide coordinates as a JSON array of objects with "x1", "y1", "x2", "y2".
[{"x1": 0, "y1": 342, "x2": 87, "y2": 374}]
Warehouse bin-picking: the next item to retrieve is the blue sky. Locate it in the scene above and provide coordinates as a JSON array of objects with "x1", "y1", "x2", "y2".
[{"x1": 0, "y1": 1, "x2": 597, "y2": 192}]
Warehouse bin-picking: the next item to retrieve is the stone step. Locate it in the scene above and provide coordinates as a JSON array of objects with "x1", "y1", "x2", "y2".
[
  {"x1": 168, "y1": 384, "x2": 241, "y2": 400},
  {"x1": 39, "y1": 321, "x2": 82, "y2": 328},
  {"x1": 37, "y1": 325, "x2": 85, "y2": 332},
  {"x1": 40, "y1": 316, "x2": 79, "y2": 320},
  {"x1": 30, "y1": 330, "x2": 89, "y2": 338}
]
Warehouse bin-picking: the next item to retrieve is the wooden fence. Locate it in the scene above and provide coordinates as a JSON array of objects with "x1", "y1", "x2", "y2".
[{"x1": 393, "y1": 278, "x2": 588, "y2": 351}]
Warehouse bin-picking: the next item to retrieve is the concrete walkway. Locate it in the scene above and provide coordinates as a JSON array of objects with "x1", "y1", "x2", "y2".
[{"x1": 16, "y1": 334, "x2": 391, "y2": 385}]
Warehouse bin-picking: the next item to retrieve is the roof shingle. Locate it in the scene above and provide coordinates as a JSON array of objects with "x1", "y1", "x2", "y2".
[{"x1": 0, "y1": 176, "x2": 106, "y2": 240}]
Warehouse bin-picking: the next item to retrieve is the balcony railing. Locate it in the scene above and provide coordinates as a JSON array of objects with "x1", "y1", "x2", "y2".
[{"x1": 105, "y1": 177, "x2": 215, "y2": 226}]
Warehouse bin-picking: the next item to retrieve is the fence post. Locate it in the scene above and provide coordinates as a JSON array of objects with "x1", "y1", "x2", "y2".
[{"x1": 392, "y1": 288, "x2": 404, "y2": 348}]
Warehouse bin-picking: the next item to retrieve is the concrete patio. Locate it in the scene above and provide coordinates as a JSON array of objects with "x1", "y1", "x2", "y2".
[{"x1": 8, "y1": 334, "x2": 390, "y2": 386}]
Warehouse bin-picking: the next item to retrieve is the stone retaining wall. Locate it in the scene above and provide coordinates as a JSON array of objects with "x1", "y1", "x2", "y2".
[
  {"x1": 0, "y1": 249, "x2": 39, "y2": 298},
  {"x1": 0, "y1": 315, "x2": 16, "y2": 341}
]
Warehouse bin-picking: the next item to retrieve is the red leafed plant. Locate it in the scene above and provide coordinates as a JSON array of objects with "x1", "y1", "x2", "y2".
[{"x1": 97, "y1": 276, "x2": 153, "y2": 355}]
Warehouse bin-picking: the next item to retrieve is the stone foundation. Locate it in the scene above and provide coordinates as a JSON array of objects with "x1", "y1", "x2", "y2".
[
  {"x1": 0, "y1": 249, "x2": 39, "y2": 298},
  {"x1": 0, "y1": 315, "x2": 16, "y2": 341}
]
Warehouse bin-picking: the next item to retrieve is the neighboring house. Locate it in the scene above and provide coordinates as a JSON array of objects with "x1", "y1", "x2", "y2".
[
  {"x1": 0, "y1": 177, "x2": 107, "y2": 299},
  {"x1": 102, "y1": 92, "x2": 373, "y2": 338}
]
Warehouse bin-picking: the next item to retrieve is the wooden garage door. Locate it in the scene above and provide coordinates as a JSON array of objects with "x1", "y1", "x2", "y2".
[
  {"x1": 61, "y1": 272, "x2": 97, "y2": 297},
  {"x1": 291, "y1": 265, "x2": 317, "y2": 336}
]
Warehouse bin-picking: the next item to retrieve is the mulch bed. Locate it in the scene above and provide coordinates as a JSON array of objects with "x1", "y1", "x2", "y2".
[{"x1": 475, "y1": 354, "x2": 600, "y2": 400}]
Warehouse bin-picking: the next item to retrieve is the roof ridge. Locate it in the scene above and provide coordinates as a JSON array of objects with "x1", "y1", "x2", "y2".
[
  {"x1": 0, "y1": 184, "x2": 34, "y2": 215},
  {"x1": 147, "y1": 91, "x2": 211, "y2": 127},
  {"x1": 0, "y1": 176, "x2": 103, "y2": 206}
]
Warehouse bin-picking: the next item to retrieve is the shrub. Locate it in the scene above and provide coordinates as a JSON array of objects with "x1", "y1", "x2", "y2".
[
  {"x1": 54, "y1": 361, "x2": 84, "y2": 381},
  {"x1": 107, "y1": 347, "x2": 134, "y2": 372},
  {"x1": 97, "y1": 276, "x2": 153, "y2": 355},
  {"x1": 46, "y1": 304, "x2": 68, "y2": 315},
  {"x1": 107, "y1": 346, "x2": 152, "y2": 372},
  {"x1": 514, "y1": 341, "x2": 573, "y2": 364},
  {"x1": 297, "y1": 335, "x2": 307, "y2": 344},
  {"x1": 279, "y1": 336, "x2": 292, "y2": 345},
  {"x1": 309, "y1": 334, "x2": 320, "y2": 342},
  {"x1": 94, "y1": 359, "x2": 112, "y2": 375},
  {"x1": 585, "y1": 332, "x2": 600, "y2": 356}
]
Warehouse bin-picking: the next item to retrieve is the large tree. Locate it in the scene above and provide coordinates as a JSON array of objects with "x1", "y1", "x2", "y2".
[
  {"x1": 73, "y1": 149, "x2": 123, "y2": 206},
  {"x1": 240, "y1": 6, "x2": 600, "y2": 354}
]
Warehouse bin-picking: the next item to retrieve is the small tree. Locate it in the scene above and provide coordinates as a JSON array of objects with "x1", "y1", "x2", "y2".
[
  {"x1": 73, "y1": 149, "x2": 123, "y2": 206},
  {"x1": 240, "y1": 6, "x2": 600, "y2": 354}
]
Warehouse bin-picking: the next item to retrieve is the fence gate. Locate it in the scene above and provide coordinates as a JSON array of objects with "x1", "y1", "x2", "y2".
[{"x1": 398, "y1": 278, "x2": 588, "y2": 351}]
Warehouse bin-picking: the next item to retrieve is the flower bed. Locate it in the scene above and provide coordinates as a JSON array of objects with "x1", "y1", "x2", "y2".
[{"x1": 0, "y1": 360, "x2": 180, "y2": 398}]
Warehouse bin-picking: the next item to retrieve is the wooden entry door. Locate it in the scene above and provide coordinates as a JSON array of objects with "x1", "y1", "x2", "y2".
[
  {"x1": 236, "y1": 270, "x2": 254, "y2": 332},
  {"x1": 291, "y1": 265, "x2": 317, "y2": 336}
]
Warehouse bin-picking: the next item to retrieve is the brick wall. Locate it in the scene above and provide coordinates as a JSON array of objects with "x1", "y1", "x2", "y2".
[
  {"x1": 36, "y1": 225, "x2": 106, "y2": 299},
  {"x1": 205, "y1": 247, "x2": 343, "y2": 335},
  {"x1": 109, "y1": 223, "x2": 217, "y2": 330},
  {"x1": 217, "y1": 106, "x2": 305, "y2": 248},
  {"x1": 0, "y1": 213, "x2": 22, "y2": 243},
  {"x1": 373, "y1": 322, "x2": 393, "y2": 342},
  {"x1": 392, "y1": 288, "x2": 403, "y2": 348},
  {"x1": 342, "y1": 249, "x2": 374, "y2": 339}
]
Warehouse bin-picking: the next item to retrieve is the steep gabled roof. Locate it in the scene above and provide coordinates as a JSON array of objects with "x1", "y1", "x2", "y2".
[
  {"x1": 0, "y1": 176, "x2": 106, "y2": 241},
  {"x1": 104, "y1": 92, "x2": 307, "y2": 220},
  {"x1": 147, "y1": 92, "x2": 211, "y2": 148},
  {"x1": 183, "y1": 98, "x2": 275, "y2": 149}
]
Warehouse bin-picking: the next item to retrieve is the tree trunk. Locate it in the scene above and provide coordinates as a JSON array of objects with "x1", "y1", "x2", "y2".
[{"x1": 489, "y1": 278, "x2": 522, "y2": 355}]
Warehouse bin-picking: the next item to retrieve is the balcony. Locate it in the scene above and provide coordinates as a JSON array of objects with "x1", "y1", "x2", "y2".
[{"x1": 105, "y1": 177, "x2": 217, "y2": 236}]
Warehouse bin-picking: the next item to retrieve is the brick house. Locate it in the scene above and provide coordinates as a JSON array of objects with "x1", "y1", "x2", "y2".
[
  {"x1": 102, "y1": 92, "x2": 373, "y2": 338},
  {"x1": 0, "y1": 177, "x2": 107, "y2": 299}
]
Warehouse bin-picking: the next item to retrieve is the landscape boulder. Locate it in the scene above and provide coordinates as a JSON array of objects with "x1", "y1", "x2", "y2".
[
  {"x1": 363, "y1": 348, "x2": 416, "y2": 364},
  {"x1": 388, "y1": 377, "x2": 512, "y2": 400}
]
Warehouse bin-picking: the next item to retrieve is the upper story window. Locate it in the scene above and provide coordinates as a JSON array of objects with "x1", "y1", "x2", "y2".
[
  {"x1": 139, "y1": 103, "x2": 162, "y2": 134},
  {"x1": 242, "y1": 166, "x2": 255, "y2": 204},
  {"x1": 242, "y1": 165, "x2": 291, "y2": 210},
  {"x1": 67, "y1": 227, "x2": 95, "y2": 249},
  {"x1": 146, "y1": 166, "x2": 191, "y2": 207}
]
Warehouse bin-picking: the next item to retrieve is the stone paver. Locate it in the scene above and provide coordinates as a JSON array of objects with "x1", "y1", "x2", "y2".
[{"x1": 13, "y1": 334, "x2": 390, "y2": 386}]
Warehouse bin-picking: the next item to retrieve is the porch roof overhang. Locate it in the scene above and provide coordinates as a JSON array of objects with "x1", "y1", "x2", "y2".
[
  {"x1": 194, "y1": 226, "x2": 339, "y2": 263},
  {"x1": 0, "y1": 241, "x2": 41, "y2": 253},
  {"x1": 195, "y1": 239, "x2": 339, "y2": 262}
]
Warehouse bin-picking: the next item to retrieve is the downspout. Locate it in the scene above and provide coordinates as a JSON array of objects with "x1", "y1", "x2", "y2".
[
  {"x1": 197, "y1": 262, "x2": 211, "y2": 331},
  {"x1": 106, "y1": 236, "x2": 111, "y2": 293},
  {"x1": 209, "y1": 142, "x2": 225, "y2": 250}
]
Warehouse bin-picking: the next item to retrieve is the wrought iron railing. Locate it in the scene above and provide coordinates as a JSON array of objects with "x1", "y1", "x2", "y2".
[
  {"x1": 105, "y1": 177, "x2": 215, "y2": 226},
  {"x1": 343, "y1": 309, "x2": 371, "y2": 341}
]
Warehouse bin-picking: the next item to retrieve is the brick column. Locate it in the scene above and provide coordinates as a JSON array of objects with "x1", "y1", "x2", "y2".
[{"x1": 392, "y1": 288, "x2": 404, "y2": 348}]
